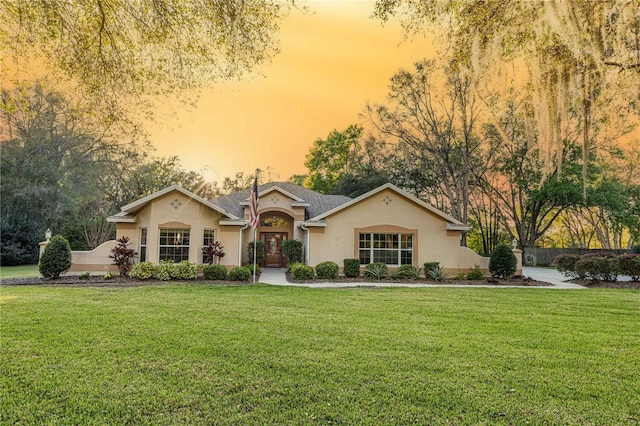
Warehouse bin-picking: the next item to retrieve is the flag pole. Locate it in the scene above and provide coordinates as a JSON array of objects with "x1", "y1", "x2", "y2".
[
  {"x1": 252, "y1": 226, "x2": 257, "y2": 283},
  {"x1": 250, "y1": 169, "x2": 260, "y2": 284}
]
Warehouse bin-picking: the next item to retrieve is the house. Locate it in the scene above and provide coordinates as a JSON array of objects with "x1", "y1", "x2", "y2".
[{"x1": 60, "y1": 182, "x2": 521, "y2": 275}]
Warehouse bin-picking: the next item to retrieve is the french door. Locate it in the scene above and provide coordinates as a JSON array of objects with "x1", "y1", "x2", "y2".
[{"x1": 261, "y1": 232, "x2": 287, "y2": 268}]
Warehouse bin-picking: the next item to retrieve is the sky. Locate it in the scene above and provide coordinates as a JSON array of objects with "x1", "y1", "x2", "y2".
[{"x1": 146, "y1": 1, "x2": 435, "y2": 183}]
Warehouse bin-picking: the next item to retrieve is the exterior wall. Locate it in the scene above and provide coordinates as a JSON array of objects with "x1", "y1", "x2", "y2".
[
  {"x1": 39, "y1": 240, "x2": 118, "y2": 276},
  {"x1": 116, "y1": 190, "x2": 235, "y2": 265},
  {"x1": 307, "y1": 188, "x2": 492, "y2": 274}
]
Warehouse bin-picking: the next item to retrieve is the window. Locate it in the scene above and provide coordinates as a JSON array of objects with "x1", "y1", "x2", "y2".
[
  {"x1": 139, "y1": 228, "x2": 147, "y2": 262},
  {"x1": 203, "y1": 229, "x2": 215, "y2": 264},
  {"x1": 159, "y1": 228, "x2": 190, "y2": 263},
  {"x1": 359, "y1": 233, "x2": 413, "y2": 265}
]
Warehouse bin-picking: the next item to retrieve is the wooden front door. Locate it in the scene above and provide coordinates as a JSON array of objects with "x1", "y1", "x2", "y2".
[{"x1": 262, "y1": 232, "x2": 287, "y2": 268}]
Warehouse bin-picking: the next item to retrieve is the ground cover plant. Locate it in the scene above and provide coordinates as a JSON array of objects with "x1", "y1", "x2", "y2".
[{"x1": 1, "y1": 284, "x2": 638, "y2": 424}]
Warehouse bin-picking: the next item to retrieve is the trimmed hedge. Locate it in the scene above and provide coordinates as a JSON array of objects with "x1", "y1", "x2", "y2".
[
  {"x1": 290, "y1": 262, "x2": 314, "y2": 280},
  {"x1": 554, "y1": 252, "x2": 640, "y2": 282},
  {"x1": 203, "y1": 264, "x2": 228, "y2": 280},
  {"x1": 554, "y1": 254, "x2": 581, "y2": 278},
  {"x1": 618, "y1": 254, "x2": 640, "y2": 281},
  {"x1": 228, "y1": 266, "x2": 251, "y2": 281},
  {"x1": 130, "y1": 261, "x2": 155, "y2": 280},
  {"x1": 39, "y1": 235, "x2": 72, "y2": 279},
  {"x1": 173, "y1": 260, "x2": 197, "y2": 280},
  {"x1": 282, "y1": 239, "x2": 303, "y2": 265},
  {"x1": 489, "y1": 243, "x2": 517, "y2": 279},
  {"x1": 316, "y1": 261, "x2": 339, "y2": 279},
  {"x1": 343, "y1": 259, "x2": 360, "y2": 278}
]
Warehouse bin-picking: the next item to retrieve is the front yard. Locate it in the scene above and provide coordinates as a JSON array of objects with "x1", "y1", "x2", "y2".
[{"x1": 1, "y1": 284, "x2": 639, "y2": 424}]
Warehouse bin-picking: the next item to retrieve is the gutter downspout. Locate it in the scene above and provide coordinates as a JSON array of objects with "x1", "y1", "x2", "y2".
[
  {"x1": 238, "y1": 222, "x2": 249, "y2": 266},
  {"x1": 300, "y1": 223, "x2": 310, "y2": 265}
]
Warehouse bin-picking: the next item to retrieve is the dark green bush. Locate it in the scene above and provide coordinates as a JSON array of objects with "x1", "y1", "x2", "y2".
[
  {"x1": 343, "y1": 258, "x2": 360, "y2": 277},
  {"x1": 39, "y1": 235, "x2": 72, "y2": 278},
  {"x1": 575, "y1": 254, "x2": 618, "y2": 282},
  {"x1": 554, "y1": 254, "x2": 581, "y2": 278},
  {"x1": 423, "y1": 262, "x2": 440, "y2": 278},
  {"x1": 316, "y1": 261, "x2": 339, "y2": 279},
  {"x1": 394, "y1": 264, "x2": 421, "y2": 279},
  {"x1": 203, "y1": 264, "x2": 228, "y2": 280},
  {"x1": 631, "y1": 244, "x2": 640, "y2": 254},
  {"x1": 247, "y1": 241, "x2": 265, "y2": 266},
  {"x1": 489, "y1": 243, "x2": 517, "y2": 279},
  {"x1": 618, "y1": 254, "x2": 640, "y2": 281},
  {"x1": 364, "y1": 262, "x2": 388, "y2": 280},
  {"x1": 290, "y1": 262, "x2": 314, "y2": 280},
  {"x1": 228, "y1": 266, "x2": 251, "y2": 281},
  {"x1": 130, "y1": 261, "x2": 155, "y2": 280},
  {"x1": 467, "y1": 265, "x2": 484, "y2": 280},
  {"x1": 247, "y1": 264, "x2": 262, "y2": 277},
  {"x1": 427, "y1": 265, "x2": 446, "y2": 281},
  {"x1": 282, "y1": 239, "x2": 303, "y2": 265},
  {"x1": 79, "y1": 272, "x2": 91, "y2": 280}
]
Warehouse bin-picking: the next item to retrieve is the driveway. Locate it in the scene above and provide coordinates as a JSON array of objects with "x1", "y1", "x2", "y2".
[{"x1": 522, "y1": 266, "x2": 586, "y2": 289}]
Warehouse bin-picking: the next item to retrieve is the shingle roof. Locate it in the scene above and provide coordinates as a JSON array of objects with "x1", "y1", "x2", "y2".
[{"x1": 209, "y1": 182, "x2": 352, "y2": 219}]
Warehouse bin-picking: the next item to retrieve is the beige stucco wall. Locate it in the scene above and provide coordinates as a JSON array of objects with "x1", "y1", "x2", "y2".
[
  {"x1": 307, "y1": 188, "x2": 493, "y2": 274},
  {"x1": 115, "y1": 190, "x2": 240, "y2": 266}
]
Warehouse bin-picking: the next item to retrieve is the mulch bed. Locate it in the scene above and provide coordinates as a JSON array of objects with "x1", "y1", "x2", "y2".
[
  {"x1": 569, "y1": 279, "x2": 640, "y2": 289},
  {"x1": 286, "y1": 272, "x2": 551, "y2": 287}
]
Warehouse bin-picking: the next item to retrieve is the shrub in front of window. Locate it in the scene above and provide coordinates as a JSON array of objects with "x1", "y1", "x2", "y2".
[
  {"x1": 364, "y1": 262, "x2": 388, "y2": 280},
  {"x1": 393, "y1": 264, "x2": 421, "y2": 279},
  {"x1": 173, "y1": 260, "x2": 197, "y2": 279},
  {"x1": 423, "y1": 262, "x2": 440, "y2": 278},
  {"x1": 130, "y1": 261, "x2": 155, "y2": 280},
  {"x1": 39, "y1": 235, "x2": 72, "y2": 278},
  {"x1": 203, "y1": 264, "x2": 228, "y2": 280},
  {"x1": 316, "y1": 261, "x2": 339, "y2": 279},
  {"x1": 575, "y1": 254, "x2": 619, "y2": 282},
  {"x1": 109, "y1": 236, "x2": 137, "y2": 276},
  {"x1": 489, "y1": 243, "x2": 517, "y2": 279},
  {"x1": 290, "y1": 262, "x2": 314, "y2": 280},
  {"x1": 343, "y1": 258, "x2": 360, "y2": 277},
  {"x1": 228, "y1": 266, "x2": 251, "y2": 282},
  {"x1": 554, "y1": 254, "x2": 581, "y2": 278},
  {"x1": 467, "y1": 265, "x2": 484, "y2": 280},
  {"x1": 618, "y1": 254, "x2": 640, "y2": 281},
  {"x1": 282, "y1": 239, "x2": 303, "y2": 265},
  {"x1": 155, "y1": 260, "x2": 174, "y2": 281}
]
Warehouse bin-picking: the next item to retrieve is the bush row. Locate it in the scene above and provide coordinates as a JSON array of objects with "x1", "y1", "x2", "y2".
[
  {"x1": 554, "y1": 253, "x2": 640, "y2": 282},
  {"x1": 130, "y1": 261, "x2": 260, "y2": 282},
  {"x1": 287, "y1": 259, "x2": 487, "y2": 281}
]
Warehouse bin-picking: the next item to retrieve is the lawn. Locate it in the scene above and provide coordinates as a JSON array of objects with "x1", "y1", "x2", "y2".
[
  {"x1": 0, "y1": 264, "x2": 38, "y2": 280},
  {"x1": 1, "y1": 284, "x2": 638, "y2": 425}
]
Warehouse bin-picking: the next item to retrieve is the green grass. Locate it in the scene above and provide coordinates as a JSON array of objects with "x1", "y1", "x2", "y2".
[
  {"x1": 0, "y1": 264, "x2": 38, "y2": 280},
  {"x1": 1, "y1": 284, "x2": 639, "y2": 425}
]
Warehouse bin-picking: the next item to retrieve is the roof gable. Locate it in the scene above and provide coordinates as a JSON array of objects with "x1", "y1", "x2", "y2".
[
  {"x1": 117, "y1": 185, "x2": 238, "y2": 220},
  {"x1": 306, "y1": 183, "x2": 469, "y2": 229}
]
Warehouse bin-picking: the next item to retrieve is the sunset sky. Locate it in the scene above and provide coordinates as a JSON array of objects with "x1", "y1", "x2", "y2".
[{"x1": 147, "y1": 1, "x2": 435, "y2": 183}]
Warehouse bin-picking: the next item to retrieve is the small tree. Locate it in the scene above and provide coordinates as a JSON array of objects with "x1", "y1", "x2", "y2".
[
  {"x1": 282, "y1": 239, "x2": 303, "y2": 265},
  {"x1": 202, "y1": 241, "x2": 225, "y2": 265},
  {"x1": 39, "y1": 235, "x2": 72, "y2": 278},
  {"x1": 109, "y1": 236, "x2": 137, "y2": 277},
  {"x1": 489, "y1": 243, "x2": 517, "y2": 279}
]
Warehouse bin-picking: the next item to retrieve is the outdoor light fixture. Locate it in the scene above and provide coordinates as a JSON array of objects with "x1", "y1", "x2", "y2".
[
  {"x1": 45, "y1": 228, "x2": 52, "y2": 241},
  {"x1": 512, "y1": 238, "x2": 518, "y2": 249}
]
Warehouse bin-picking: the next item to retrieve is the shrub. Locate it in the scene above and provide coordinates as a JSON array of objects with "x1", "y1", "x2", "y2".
[
  {"x1": 554, "y1": 254, "x2": 581, "y2": 278},
  {"x1": 290, "y1": 262, "x2": 314, "y2": 280},
  {"x1": 202, "y1": 241, "x2": 225, "y2": 265},
  {"x1": 130, "y1": 261, "x2": 155, "y2": 280},
  {"x1": 423, "y1": 262, "x2": 440, "y2": 278},
  {"x1": 282, "y1": 239, "x2": 303, "y2": 265},
  {"x1": 228, "y1": 266, "x2": 251, "y2": 281},
  {"x1": 316, "y1": 261, "x2": 339, "y2": 279},
  {"x1": 575, "y1": 254, "x2": 618, "y2": 282},
  {"x1": 393, "y1": 264, "x2": 421, "y2": 280},
  {"x1": 79, "y1": 272, "x2": 91, "y2": 280},
  {"x1": 467, "y1": 265, "x2": 484, "y2": 280},
  {"x1": 489, "y1": 243, "x2": 517, "y2": 279},
  {"x1": 247, "y1": 241, "x2": 265, "y2": 266},
  {"x1": 154, "y1": 260, "x2": 174, "y2": 281},
  {"x1": 173, "y1": 260, "x2": 197, "y2": 280},
  {"x1": 364, "y1": 262, "x2": 388, "y2": 280},
  {"x1": 39, "y1": 235, "x2": 72, "y2": 278},
  {"x1": 103, "y1": 271, "x2": 115, "y2": 280},
  {"x1": 632, "y1": 244, "x2": 640, "y2": 254},
  {"x1": 247, "y1": 264, "x2": 262, "y2": 278},
  {"x1": 203, "y1": 264, "x2": 228, "y2": 280},
  {"x1": 427, "y1": 265, "x2": 447, "y2": 281},
  {"x1": 618, "y1": 254, "x2": 640, "y2": 281},
  {"x1": 109, "y1": 236, "x2": 137, "y2": 277},
  {"x1": 343, "y1": 258, "x2": 361, "y2": 277}
]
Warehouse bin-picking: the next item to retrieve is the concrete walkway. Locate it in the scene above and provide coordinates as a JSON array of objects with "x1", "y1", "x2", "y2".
[{"x1": 259, "y1": 267, "x2": 586, "y2": 289}]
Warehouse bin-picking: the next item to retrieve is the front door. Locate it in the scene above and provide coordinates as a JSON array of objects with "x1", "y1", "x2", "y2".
[{"x1": 262, "y1": 232, "x2": 287, "y2": 268}]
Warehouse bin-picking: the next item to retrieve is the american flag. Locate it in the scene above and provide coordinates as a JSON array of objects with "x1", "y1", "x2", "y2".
[{"x1": 249, "y1": 176, "x2": 260, "y2": 229}]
